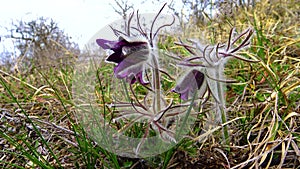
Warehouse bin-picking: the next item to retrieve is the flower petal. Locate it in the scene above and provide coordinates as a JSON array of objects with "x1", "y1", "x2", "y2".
[
  {"x1": 113, "y1": 49, "x2": 150, "y2": 84},
  {"x1": 135, "y1": 71, "x2": 149, "y2": 85},
  {"x1": 96, "y1": 39, "x2": 121, "y2": 50},
  {"x1": 173, "y1": 69, "x2": 205, "y2": 100},
  {"x1": 114, "y1": 61, "x2": 144, "y2": 79},
  {"x1": 106, "y1": 50, "x2": 125, "y2": 63}
]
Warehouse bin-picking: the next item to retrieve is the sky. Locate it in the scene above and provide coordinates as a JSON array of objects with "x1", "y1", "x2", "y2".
[{"x1": 0, "y1": 0, "x2": 172, "y2": 52}]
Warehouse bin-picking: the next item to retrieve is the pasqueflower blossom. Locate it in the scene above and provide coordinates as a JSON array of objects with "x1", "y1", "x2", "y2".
[
  {"x1": 96, "y1": 36, "x2": 150, "y2": 85},
  {"x1": 172, "y1": 69, "x2": 206, "y2": 101},
  {"x1": 173, "y1": 28, "x2": 257, "y2": 101},
  {"x1": 96, "y1": 3, "x2": 174, "y2": 86}
]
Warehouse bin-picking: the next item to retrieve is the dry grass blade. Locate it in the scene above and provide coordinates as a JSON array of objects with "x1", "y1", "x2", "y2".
[
  {"x1": 0, "y1": 69, "x2": 39, "y2": 91},
  {"x1": 232, "y1": 139, "x2": 283, "y2": 169}
]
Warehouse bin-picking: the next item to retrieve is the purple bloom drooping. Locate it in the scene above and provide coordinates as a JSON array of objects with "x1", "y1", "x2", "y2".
[
  {"x1": 173, "y1": 69, "x2": 206, "y2": 101},
  {"x1": 96, "y1": 36, "x2": 150, "y2": 85}
]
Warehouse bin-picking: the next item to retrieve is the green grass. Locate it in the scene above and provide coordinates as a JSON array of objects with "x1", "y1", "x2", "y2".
[{"x1": 0, "y1": 0, "x2": 299, "y2": 168}]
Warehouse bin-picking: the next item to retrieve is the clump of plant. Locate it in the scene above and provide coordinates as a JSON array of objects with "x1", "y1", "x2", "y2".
[{"x1": 90, "y1": 3, "x2": 257, "y2": 157}]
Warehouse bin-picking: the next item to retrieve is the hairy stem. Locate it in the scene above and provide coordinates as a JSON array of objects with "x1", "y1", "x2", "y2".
[
  {"x1": 215, "y1": 65, "x2": 230, "y2": 151},
  {"x1": 151, "y1": 51, "x2": 161, "y2": 114}
]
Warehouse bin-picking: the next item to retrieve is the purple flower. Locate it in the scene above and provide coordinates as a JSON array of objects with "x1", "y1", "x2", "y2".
[
  {"x1": 173, "y1": 69, "x2": 206, "y2": 101},
  {"x1": 96, "y1": 36, "x2": 150, "y2": 85}
]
